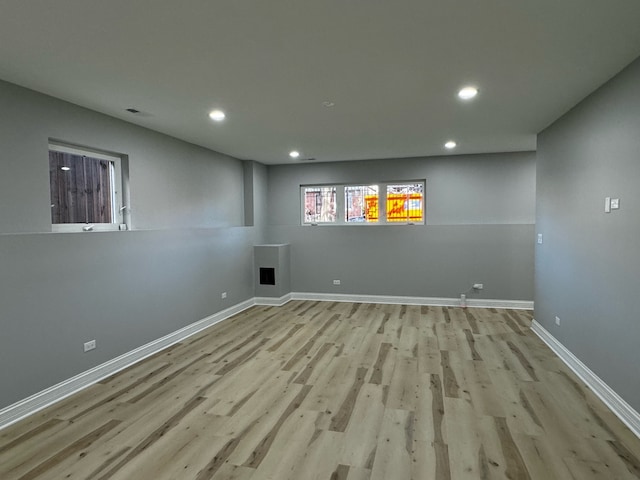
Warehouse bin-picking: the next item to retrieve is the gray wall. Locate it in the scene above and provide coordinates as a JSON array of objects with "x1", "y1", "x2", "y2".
[
  {"x1": 0, "y1": 76, "x2": 539, "y2": 411},
  {"x1": 536, "y1": 57, "x2": 640, "y2": 411},
  {"x1": 266, "y1": 152, "x2": 536, "y2": 300},
  {"x1": 242, "y1": 160, "x2": 269, "y2": 231},
  {"x1": 0, "y1": 80, "x2": 264, "y2": 409}
]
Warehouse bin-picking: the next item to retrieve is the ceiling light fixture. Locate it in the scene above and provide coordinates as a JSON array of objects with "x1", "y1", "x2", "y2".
[
  {"x1": 208, "y1": 109, "x2": 226, "y2": 122},
  {"x1": 444, "y1": 141, "x2": 457, "y2": 149},
  {"x1": 322, "y1": 101, "x2": 335, "y2": 107},
  {"x1": 458, "y1": 86, "x2": 478, "y2": 100},
  {"x1": 289, "y1": 150, "x2": 300, "y2": 158}
]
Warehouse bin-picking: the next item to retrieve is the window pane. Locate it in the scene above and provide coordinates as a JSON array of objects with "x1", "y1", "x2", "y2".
[
  {"x1": 49, "y1": 151, "x2": 114, "y2": 224},
  {"x1": 386, "y1": 183, "x2": 424, "y2": 223},
  {"x1": 303, "y1": 187, "x2": 337, "y2": 223},
  {"x1": 345, "y1": 185, "x2": 378, "y2": 222}
]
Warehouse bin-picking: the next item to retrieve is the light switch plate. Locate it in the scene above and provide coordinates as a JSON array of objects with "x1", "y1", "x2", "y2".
[{"x1": 611, "y1": 198, "x2": 620, "y2": 210}]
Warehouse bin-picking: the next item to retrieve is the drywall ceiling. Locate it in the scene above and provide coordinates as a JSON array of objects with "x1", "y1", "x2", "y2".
[{"x1": 1, "y1": 1, "x2": 640, "y2": 164}]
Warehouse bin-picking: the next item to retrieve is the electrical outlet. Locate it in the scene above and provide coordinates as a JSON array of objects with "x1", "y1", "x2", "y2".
[
  {"x1": 333, "y1": 279, "x2": 341, "y2": 285},
  {"x1": 555, "y1": 316, "x2": 560, "y2": 326},
  {"x1": 473, "y1": 283, "x2": 484, "y2": 290},
  {"x1": 537, "y1": 233, "x2": 543, "y2": 244},
  {"x1": 221, "y1": 292, "x2": 227, "y2": 299},
  {"x1": 84, "y1": 340, "x2": 96, "y2": 352}
]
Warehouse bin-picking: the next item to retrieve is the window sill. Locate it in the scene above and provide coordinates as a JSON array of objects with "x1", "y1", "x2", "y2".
[{"x1": 52, "y1": 224, "x2": 128, "y2": 233}]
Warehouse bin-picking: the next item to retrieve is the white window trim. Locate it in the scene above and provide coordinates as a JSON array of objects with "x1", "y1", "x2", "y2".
[
  {"x1": 300, "y1": 185, "x2": 339, "y2": 225},
  {"x1": 300, "y1": 180, "x2": 425, "y2": 226},
  {"x1": 49, "y1": 143, "x2": 126, "y2": 233}
]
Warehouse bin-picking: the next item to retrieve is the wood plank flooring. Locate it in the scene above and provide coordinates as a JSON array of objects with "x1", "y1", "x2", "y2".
[{"x1": 1, "y1": 301, "x2": 640, "y2": 479}]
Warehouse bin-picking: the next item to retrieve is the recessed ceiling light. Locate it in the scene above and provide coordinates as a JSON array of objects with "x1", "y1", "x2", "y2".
[
  {"x1": 209, "y1": 109, "x2": 226, "y2": 122},
  {"x1": 60, "y1": 166, "x2": 71, "y2": 171},
  {"x1": 289, "y1": 150, "x2": 300, "y2": 158},
  {"x1": 458, "y1": 86, "x2": 478, "y2": 100},
  {"x1": 444, "y1": 141, "x2": 457, "y2": 149}
]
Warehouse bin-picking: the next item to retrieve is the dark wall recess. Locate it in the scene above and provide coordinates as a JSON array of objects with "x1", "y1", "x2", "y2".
[{"x1": 259, "y1": 267, "x2": 275, "y2": 285}]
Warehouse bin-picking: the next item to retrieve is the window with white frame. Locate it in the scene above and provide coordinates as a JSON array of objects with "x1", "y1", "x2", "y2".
[
  {"x1": 49, "y1": 143, "x2": 127, "y2": 232},
  {"x1": 301, "y1": 181, "x2": 424, "y2": 225},
  {"x1": 386, "y1": 183, "x2": 424, "y2": 223},
  {"x1": 302, "y1": 186, "x2": 337, "y2": 223},
  {"x1": 345, "y1": 185, "x2": 379, "y2": 222}
]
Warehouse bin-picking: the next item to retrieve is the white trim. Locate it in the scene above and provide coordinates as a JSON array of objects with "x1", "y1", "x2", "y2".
[
  {"x1": 0, "y1": 299, "x2": 254, "y2": 431},
  {"x1": 531, "y1": 320, "x2": 640, "y2": 439},
  {"x1": 0, "y1": 293, "x2": 533, "y2": 431},
  {"x1": 49, "y1": 141, "x2": 126, "y2": 232},
  {"x1": 52, "y1": 223, "x2": 120, "y2": 233},
  {"x1": 465, "y1": 298, "x2": 533, "y2": 310},
  {"x1": 291, "y1": 292, "x2": 533, "y2": 310},
  {"x1": 254, "y1": 293, "x2": 292, "y2": 306}
]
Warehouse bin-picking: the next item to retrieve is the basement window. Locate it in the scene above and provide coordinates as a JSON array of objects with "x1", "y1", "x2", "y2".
[
  {"x1": 345, "y1": 185, "x2": 379, "y2": 223},
  {"x1": 302, "y1": 186, "x2": 337, "y2": 223},
  {"x1": 301, "y1": 181, "x2": 424, "y2": 225},
  {"x1": 49, "y1": 143, "x2": 127, "y2": 232},
  {"x1": 386, "y1": 183, "x2": 424, "y2": 223}
]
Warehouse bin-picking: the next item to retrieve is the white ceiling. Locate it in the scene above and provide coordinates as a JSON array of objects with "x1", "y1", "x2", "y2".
[{"x1": 1, "y1": 1, "x2": 640, "y2": 164}]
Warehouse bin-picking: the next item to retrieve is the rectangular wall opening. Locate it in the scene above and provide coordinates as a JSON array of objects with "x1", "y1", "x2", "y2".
[{"x1": 259, "y1": 267, "x2": 276, "y2": 285}]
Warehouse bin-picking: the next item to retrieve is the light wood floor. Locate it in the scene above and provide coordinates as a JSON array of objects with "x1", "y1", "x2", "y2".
[{"x1": 1, "y1": 302, "x2": 640, "y2": 480}]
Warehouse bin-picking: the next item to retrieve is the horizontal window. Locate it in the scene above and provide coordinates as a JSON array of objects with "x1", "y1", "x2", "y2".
[
  {"x1": 303, "y1": 186, "x2": 337, "y2": 223},
  {"x1": 386, "y1": 183, "x2": 424, "y2": 223},
  {"x1": 345, "y1": 185, "x2": 378, "y2": 223},
  {"x1": 301, "y1": 181, "x2": 425, "y2": 225},
  {"x1": 49, "y1": 143, "x2": 127, "y2": 232}
]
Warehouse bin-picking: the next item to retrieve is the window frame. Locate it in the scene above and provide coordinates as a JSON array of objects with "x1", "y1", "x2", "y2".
[
  {"x1": 49, "y1": 142, "x2": 126, "y2": 233},
  {"x1": 385, "y1": 182, "x2": 426, "y2": 224},
  {"x1": 300, "y1": 185, "x2": 339, "y2": 225},
  {"x1": 300, "y1": 180, "x2": 425, "y2": 226},
  {"x1": 344, "y1": 184, "x2": 379, "y2": 223}
]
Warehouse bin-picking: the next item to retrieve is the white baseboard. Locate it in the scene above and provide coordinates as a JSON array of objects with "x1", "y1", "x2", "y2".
[
  {"x1": 0, "y1": 293, "x2": 532, "y2": 431},
  {"x1": 531, "y1": 320, "x2": 640, "y2": 439},
  {"x1": 0, "y1": 299, "x2": 255, "y2": 431},
  {"x1": 291, "y1": 292, "x2": 533, "y2": 310},
  {"x1": 254, "y1": 293, "x2": 292, "y2": 306}
]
